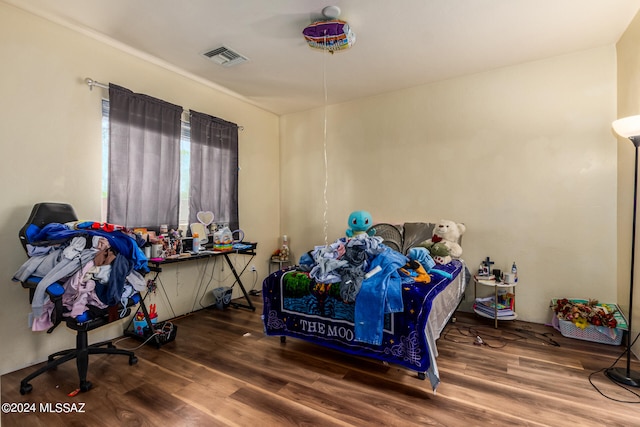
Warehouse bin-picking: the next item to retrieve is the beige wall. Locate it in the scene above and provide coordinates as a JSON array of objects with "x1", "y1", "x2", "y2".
[
  {"x1": 0, "y1": 4, "x2": 280, "y2": 375},
  {"x1": 616, "y1": 11, "x2": 640, "y2": 355},
  {"x1": 281, "y1": 46, "x2": 618, "y2": 325}
]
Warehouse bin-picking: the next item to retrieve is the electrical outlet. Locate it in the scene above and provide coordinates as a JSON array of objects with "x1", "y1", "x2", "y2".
[{"x1": 250, "y1": 265, "x2": 256, "y2": 272}]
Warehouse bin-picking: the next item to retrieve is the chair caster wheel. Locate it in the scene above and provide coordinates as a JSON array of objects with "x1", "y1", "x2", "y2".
[
  {"x1": 417, "y1": 372, "x2": 426, "y2": 381},
  {"x1": 20, "y1": 383, "x2": 33, "y2": 395},
  {"x1": 80, "y1": 381, "x2": 92, "y2": 392},
  {"x1": 129, "y1": 356, "x2": 138, "y2": 365},
  {"x1": 280, "y1": 336, "x2": 286, "y2": 343}
]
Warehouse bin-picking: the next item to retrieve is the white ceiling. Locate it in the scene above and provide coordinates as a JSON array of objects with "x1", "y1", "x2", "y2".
[{"x1": 5, "y1": 0, "x2": 640, "y2": 115}]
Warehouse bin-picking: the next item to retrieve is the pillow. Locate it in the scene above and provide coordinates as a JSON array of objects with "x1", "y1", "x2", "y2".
[{"x1": 401, "y1": 222, "x2": 436, "y2": 254}]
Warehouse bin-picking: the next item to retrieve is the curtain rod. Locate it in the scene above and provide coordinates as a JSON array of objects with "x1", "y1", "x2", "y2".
[
  {"x1": 84, "y1": 77, "x2": 244, "y2": 131},
  {"x1": 84, "y1": 77, "x2": 109, "y2": 90}
]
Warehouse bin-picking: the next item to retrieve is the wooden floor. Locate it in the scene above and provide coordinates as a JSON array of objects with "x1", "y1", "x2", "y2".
[{"x1": 3, "y1": 294, "x2": 640, "y2": 426}]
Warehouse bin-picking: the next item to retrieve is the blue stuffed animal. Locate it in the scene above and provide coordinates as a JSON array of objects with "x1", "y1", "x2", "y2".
[{"x1": 346, "y1": 210, "x2": 376, "y2": 237}]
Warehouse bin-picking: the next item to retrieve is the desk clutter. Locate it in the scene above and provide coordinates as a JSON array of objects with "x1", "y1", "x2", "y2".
[
  {"x1": 145, "y1": 240, "x2": 258, "y2": 312},
  {"x1": 134, "y1": 223, "x2": 249, "y2": 261},
  {"x1": 476, "y1": 256, "x2": 518, "y2": 284}
]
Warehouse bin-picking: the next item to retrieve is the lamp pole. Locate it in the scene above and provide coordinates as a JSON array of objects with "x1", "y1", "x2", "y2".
[{"x1": 606, "y1": 133, "x2": 640, "y2": 387}]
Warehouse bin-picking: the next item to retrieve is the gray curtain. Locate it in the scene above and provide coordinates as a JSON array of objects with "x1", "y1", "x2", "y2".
[
  {"x1": 188, "y1": 111, "x2": 239, "y2": 231},
  {"x1": 108, "y1": 84, "x2": 183, "y2": 229}
]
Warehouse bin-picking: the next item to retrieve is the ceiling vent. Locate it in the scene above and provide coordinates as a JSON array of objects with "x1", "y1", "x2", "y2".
[{"x1": 202, "y1": 46, "x2": 248, "y2": 67}]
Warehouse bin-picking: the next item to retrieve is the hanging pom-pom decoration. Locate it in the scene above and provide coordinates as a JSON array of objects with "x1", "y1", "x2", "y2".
[{"x1": 302, "y1": 19, "x2": 356, "y2": 52}]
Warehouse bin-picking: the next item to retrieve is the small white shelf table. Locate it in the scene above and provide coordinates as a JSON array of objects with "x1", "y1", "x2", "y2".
[
  {"x1": 473, "y1": 277, "x2": 518, "y2": 328},
  {"x1": 269, "y1": 259, "x2": 291, "y2": 274}
]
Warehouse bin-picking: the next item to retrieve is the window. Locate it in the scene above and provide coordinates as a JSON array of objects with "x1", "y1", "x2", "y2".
[
  {"x1": 178, "y1": 121, "x2": 191, "y2": 231},
  {"x1": 101, "y1": 87, "x2": 238, "y2": 233}
]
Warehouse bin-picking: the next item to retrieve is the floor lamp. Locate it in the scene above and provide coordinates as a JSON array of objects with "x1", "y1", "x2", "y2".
[{"x1": 607, "y1": 115, "x2": 640, "y2": 387}]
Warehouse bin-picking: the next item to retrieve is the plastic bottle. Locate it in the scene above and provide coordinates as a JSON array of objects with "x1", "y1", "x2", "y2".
[
  {"x1": 280, "y1": 235, "x2": 290, "y2": 261},
  {"x1": 192, "y1": 232, "x2": 200, "y2": 253},
  {"x1": 214, "y1": 224, "x2": 233, "y2": 251},
  {"x1": 511, "y1": 262, "x2": 518, "y2": 282},
  {"x1": 220, "y1": 224, "x2": 233, "y2": 251},
  {"x1": 213, "y1": 225, "x2": 222, "y2": 250},
  {"x1": 143, "y1": 234, "x2": 151, "y2": 258}
]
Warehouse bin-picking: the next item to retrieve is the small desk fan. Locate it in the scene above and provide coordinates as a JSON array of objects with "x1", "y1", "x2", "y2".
[{"x1": 368, "y1": 223, "x2": 403, "y2": 253}]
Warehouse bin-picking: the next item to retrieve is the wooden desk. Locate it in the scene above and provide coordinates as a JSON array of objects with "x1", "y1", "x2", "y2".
[{"x1": 147, "y1": 242, "x2": 258, "y2": 312}]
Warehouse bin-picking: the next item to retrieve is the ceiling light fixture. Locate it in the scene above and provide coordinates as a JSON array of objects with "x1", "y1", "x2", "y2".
[{"x1": 322, "y1": 6, "x2": 341, "y2": 19}]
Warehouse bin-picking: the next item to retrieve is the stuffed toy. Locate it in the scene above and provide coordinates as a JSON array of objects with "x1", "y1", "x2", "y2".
[
  {"x1": 402, "y1": 247, "x2": 433, "y2": 283},
  {"x1": 402, "y1": 246, "x2": 455, "y2": 280},
  {"x1": 427, "y1": 242, "x2": 452, "y2": 265},
  {"x1": 399, "y1": 259, "x2": 431, "y2": 284},
  {"x1": 345, "y1": 210, "x2": 376, "y2": 237},
  {"x1": 419, "y1": 219, "x2": 465, "y2": 262}
]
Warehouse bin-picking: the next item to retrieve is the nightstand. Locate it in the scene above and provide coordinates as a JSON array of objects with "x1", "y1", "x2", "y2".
[
  {"x1": 473, "y1": 276, "x2": 517, "y2": 328},
  {"x1": 269, "y1": 259, "x2": 291, "y2": 274}
]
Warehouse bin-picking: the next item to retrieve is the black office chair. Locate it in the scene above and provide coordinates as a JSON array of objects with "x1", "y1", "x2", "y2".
[{"x1": 17, "y1": 202, "x2": 138, "y2": 395}]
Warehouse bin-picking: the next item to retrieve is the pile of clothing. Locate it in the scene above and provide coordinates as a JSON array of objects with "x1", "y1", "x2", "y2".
[
  {"x1": 13, "y1": 222, "x2": 149, "y2": 332},
  {"x1": 298, "y1": 234, "x2": 438, "y2": 346}
]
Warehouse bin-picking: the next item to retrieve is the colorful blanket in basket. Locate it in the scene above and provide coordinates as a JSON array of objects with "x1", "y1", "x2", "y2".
[{"x1": 550, "y1": 298, "x2": 627, "y2": 345}]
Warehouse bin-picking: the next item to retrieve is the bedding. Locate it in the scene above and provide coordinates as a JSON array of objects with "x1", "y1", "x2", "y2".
[{"x1": 262, "y1": 231, "x2": 469, "y2": 392}]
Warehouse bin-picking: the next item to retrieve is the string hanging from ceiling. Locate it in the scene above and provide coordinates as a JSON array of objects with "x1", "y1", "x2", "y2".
[
  {"x1": 302, "y1": 6, "x2": 355, "y2": 245},
  {"x1": 322, "y1": 32, "x2": 330, "y2": 246}
]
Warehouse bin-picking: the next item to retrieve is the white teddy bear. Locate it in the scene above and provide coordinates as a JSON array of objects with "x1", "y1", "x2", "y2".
[{"x1": 421, "y1": 219, "x2": 466, "y2": 259}]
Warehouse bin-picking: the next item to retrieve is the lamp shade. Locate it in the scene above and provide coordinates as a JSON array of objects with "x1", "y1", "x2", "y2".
[{"x1": 612, "y1": 115, "x2": 640, "y2": 139}]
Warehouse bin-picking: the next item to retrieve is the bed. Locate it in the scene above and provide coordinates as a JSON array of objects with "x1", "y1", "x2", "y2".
[{"x1": 262, "y1": 222, "x2": 470, "y2": 392}]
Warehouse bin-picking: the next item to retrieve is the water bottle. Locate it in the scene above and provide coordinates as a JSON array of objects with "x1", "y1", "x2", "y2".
[
  {"x1": 280, "y1": 234, "x2": 290, "y2": 261},
  {"x1": 511, "y1": 262, "x2": 518, "y2": 283},
  {"x1": 192, "y1": 233, "x2": 200, "y2": 253}
]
